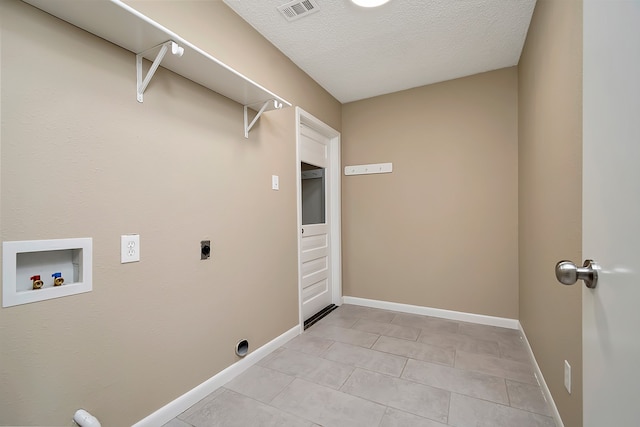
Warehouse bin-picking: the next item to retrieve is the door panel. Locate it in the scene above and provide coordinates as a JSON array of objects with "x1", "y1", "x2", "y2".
[
  {"x1": 302, "y1": 279, "x2": 328, "y2": 301},
  {"x1": 300, "y1": 223, "x2": 330, "y2": 319},
  {"x1": 583, "y1": 1, "x2": 640, "y2": 425},
  {"x1": 300, "y1": 125, "x2": 328, "y2": 168},
  {"x1": 301, "y1": 233, "x2": 328, "y2": 257},
  {"x1": 301, "y1": 257, "x2": 328, "y2": 277}
]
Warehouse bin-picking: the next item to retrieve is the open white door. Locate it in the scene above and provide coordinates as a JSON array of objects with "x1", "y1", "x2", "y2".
[
  {"x1": 582, "y1": 1, "x2": 640, "y2": 425},
  {"x1": 296, "y1": 108, "x2": 341, "y2": 326}
]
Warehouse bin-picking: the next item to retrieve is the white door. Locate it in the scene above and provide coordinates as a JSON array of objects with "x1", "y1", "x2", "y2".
[
  {"x1": 299, "y1": 125, "x2": 331, "y2": 321},
  {"x1": 582, "y1": 1, "x2": 640, "y2": 425},
  {"x1": 296, "y1": 109, "x2": 341, "y2": 323}
]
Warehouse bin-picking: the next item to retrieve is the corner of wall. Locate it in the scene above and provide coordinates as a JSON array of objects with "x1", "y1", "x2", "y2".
[{"x1": 517, "y1": 1, "x2": 583, "y2": 426}]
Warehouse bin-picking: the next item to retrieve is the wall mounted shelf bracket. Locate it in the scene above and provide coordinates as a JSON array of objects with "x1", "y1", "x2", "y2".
[
  {"x1": 244, "y1": 99, "x2": 283, "y2": 138},
  {"x1": 136, "y1": 40, "x2": 184, "y2": 103},
  {"x1": 22, "y1": 0, "x2": 292, "y2": 137}
]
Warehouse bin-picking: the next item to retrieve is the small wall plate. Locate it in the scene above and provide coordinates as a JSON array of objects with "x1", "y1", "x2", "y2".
[{"x1": 201, "y1": 240, "x2": 211, "y2": 260}]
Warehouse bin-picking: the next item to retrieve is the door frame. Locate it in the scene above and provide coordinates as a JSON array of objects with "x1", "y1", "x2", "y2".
[{"x1": 296, "y1": 107, "x2": 342, "y2": 331}]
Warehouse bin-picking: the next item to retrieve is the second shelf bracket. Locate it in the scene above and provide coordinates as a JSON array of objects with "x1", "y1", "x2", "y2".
[
  {"x1": 136, "y1": 41, "x2": 184, "y2": 103},
  {"x1": 244, "y1": 100, "x2": 283, "y2": 138}
]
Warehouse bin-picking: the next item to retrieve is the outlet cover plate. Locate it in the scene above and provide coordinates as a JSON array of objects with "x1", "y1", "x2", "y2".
[
  {"x1": 121, "y1": 234, "x2": 140, "y2": 263},
  {"x1": 564, "y1": 360, "x2": 572, "y2": 394}
]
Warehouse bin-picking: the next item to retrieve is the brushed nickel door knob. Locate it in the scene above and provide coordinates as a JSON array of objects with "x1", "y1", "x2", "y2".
[{"x1": 555, "y1": 259, "x2": 599, "y2": 289}]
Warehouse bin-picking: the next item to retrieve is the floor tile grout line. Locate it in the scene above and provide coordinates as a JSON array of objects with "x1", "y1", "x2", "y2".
[
  {"x1": 238, "y1": 364, "x2": 299, "y2": 405},
  {"x1": 353, "y1": 307, "x2": 515, "y2": 336},
  {"x1": 372, "y1": 333, "x2": 459, "y2": 355},
  {"x1": 396, "y1": 367, "x2": 514, "y2": 408},
  {"x1": 445, "y1": 387, "x2": 453, "y2": 425},
  {"x1": 449, "y1": 390, "x2": 556, "y2": 419},
  {"x1": 504, "y1": 377, "x2": 513, "y2": 407},
  {"x1": 317, "y1": 339, "x2": 336, "y2": 359},
  {"x1": 320, "y1": 345, "x2": 410, "y2": 377},
  {"x1": 453, "y1": 347, "x2": 458, "y2": 368},
  {"x1": 398, "y1": 355, "x2": 410, "y2": 378},
  {"x1": 336, "y1": 365, "x2": 357, "y2": 391},
  {"x1": 339, "y1": 372, "x2": 451, "y2": 426},
  {"x1": 271, "y1": 376, "x2": 398, "y2": 426},
  {"x1": 344, "y1": 318, "x2": 424, "y2": 342},
  {"x1": 252, "y1": 384, "x2": 327, "y2": 426},
  {"x1": 342, "y1": 362, "x2": 513, "y2": 412},
  {"x1": 374, "y1": 406, "x2": 388, "y2": 427},
  {"x1": 405, "y1": 356, "x2": 514, "y2": 378},
  {"x1": 218, "y1": 389, "x2": 303, "y2": 418}
]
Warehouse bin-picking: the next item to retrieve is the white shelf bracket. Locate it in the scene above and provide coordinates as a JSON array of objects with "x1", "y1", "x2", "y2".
[
  {"x1": 136, "y1": 41, "x2": 184, "y2": 103},
  {"x1": 244, "y1": 99, "x2": 283, "y2": 138}
]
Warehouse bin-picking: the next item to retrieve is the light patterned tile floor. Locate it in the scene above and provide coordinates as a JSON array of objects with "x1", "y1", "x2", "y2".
[{"x1": 164, "y1": 305, "x2": 556, "y2": 427}]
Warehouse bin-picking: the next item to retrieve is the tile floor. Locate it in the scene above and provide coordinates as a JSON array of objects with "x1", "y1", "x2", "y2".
[{"x1": 163, "y1": 304, "x2": 556, "y2": 427}]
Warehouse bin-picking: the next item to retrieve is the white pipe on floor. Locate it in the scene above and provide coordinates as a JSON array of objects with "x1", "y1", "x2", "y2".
[{"x1": 73, "y1": 409, "x2": 101, "y2": 427}]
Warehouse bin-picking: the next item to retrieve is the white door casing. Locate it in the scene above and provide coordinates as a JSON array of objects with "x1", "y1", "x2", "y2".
[
  {"x1": 296, "y1": 108, "x2": 341, "y2": 326},
  {"x1": 582, "y1": 1, "x2": 640, "y2": 425}
]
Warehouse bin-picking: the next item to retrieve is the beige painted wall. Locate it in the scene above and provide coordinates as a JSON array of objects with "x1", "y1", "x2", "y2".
[
  {"x1": 0, "y1": 0, "x2": 339, "y2": 425},
  {"x1": 518, "y1": 1, "x2": 583, "y2": 426},
  {"x1": 1, "y1": 0, "x2": 584, "y2": 425},
  {"x1": 342, "y1": 68, "x2": 519, "y2": 319}
]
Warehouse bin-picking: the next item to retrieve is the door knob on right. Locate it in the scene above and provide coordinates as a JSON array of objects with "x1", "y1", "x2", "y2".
[{"x1": 555, "y1": 259, "x2": 600, "y2": 289}]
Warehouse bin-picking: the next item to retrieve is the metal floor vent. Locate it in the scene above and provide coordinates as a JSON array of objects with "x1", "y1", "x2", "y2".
[
  {"x1": 304, "y1": 304, "x2": 338, "y2": 330},
  {"x1": 278, "y1": 0, "x2": 319, "y2": 22}
]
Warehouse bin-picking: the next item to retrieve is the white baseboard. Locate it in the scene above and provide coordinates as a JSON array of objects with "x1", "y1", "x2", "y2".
[
  {"x1": 342, "y1": 296, "x2": 520, "y2": 330},
  {"x1": 519, "y1": 323, "x2": 564, "y2": 427},
  {"x1": 132, "y1": 325, "x2": 300, "y2": 427}
]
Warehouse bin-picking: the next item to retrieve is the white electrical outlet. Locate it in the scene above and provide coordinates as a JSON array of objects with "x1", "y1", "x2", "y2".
[
  {"x1": 564, "y1": 360, "x2": 572, "y2": 394},
  {"x1": 121, "y1": 234, "x2": 140, "y2": 263}
]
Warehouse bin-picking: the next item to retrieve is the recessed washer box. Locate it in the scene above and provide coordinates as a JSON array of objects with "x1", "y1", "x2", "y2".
[{"x1": 2, "y1": 238, "x2": 92, "y2": 308}]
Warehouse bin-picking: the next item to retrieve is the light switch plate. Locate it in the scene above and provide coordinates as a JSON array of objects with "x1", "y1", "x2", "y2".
[
  {"x1": 272, "y1": 175, "x2": 279, "y2": 190},
  {"x1": 564, "y1": 360, "x2": 571, "y2": 394},
  {"x1": 121, "y1": 234, "x2": 140, "y2": 263}
]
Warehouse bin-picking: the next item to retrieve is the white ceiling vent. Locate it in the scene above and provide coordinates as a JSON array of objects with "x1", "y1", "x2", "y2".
[{"x1": 277, "y1": 0, "x2": 320, "y2": 22}]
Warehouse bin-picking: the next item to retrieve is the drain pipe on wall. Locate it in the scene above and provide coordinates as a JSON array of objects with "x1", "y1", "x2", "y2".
[{"x1": 73, "y1": 409, "x2": 101, "y2": 427}]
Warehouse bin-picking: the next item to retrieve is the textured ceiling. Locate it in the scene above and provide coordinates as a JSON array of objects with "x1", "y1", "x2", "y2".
[{"x1": 223, "y1": 0, "x2": 536, "y2": 103}]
